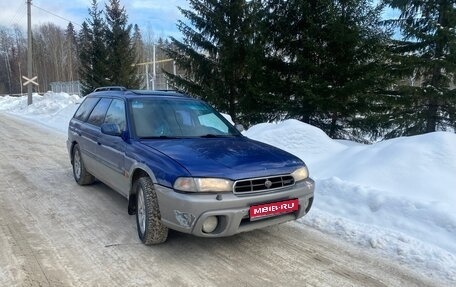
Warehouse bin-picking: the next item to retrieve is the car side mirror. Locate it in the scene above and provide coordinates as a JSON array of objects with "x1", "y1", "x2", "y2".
[
  {"x1": 101, "y1": 123, "x2": 121, "y2": 137},
  {"x1": 235, "y1": 124, "x2": 245, "y2": 132}
]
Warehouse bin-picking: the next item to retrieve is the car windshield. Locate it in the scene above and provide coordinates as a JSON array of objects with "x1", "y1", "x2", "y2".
[{"x1": 130, "y1": 98, "x2": 240, "y2": 138}]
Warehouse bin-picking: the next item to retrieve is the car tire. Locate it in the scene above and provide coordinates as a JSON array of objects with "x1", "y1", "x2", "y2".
[
  {"x1": 134, "y1": 176, "x2": 168, "y2": 245},
  {"x1": 72, "y1": 144, "x2": 95, "y2": 185}
]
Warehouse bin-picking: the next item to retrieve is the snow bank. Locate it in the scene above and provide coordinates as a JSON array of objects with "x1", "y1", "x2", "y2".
[
  {"x1": 0, "y1": 92, "x2": 81, "y2": 132},
  {"x1": 314, "y1": 132, "x2": 456, "y2": 204},
  {"x1": 304, "y1": 177, "x2": 456, "y2": 280},
  {"x1": 245, "y1": 120, "x2": 456, "y2": 281},
  {"x1": 244, "y1": 120, "x2": 347, "y2": 166}
]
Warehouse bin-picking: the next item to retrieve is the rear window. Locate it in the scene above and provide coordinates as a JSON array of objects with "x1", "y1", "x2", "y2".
[{"x1": 74, "y1": 97, "x2": 99, "y2": 121}]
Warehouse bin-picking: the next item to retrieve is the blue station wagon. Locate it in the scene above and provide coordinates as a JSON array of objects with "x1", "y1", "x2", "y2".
[{"x1": 67, "y1": 88, "x2": 315, "y2": 244}]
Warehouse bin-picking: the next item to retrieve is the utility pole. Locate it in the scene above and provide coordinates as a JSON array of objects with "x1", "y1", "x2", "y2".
[
  {"x1": 145, "y1": 61, "x2": 149, "y2": 90},
  {"x1": 132, "y1": 56, "x2": 173, "y2": 90},
  {"x1": 27, "y1": 0, "x2": 33, "y2": 105},
  {"x1": 152, "y1": 44, "x2": 156, "y2": 90}
]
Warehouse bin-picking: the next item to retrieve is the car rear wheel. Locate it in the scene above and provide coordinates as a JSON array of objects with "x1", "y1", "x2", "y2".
[
  {"x1": 72, "y1": 144, "x2": 95, "y2": 185},
  {"x1": 135, "y1": 176, "x2": 168, "y2": 245}
]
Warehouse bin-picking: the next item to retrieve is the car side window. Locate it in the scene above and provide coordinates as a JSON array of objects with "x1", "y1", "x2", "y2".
[
  {"x1": 104, "y1": 99, "x2": 126, "y2": 131},
  {"x1": 87, "y1": 98, "x2": 112, "y2": 127},
  {"x1": 74, "y1": 97, "x2": 99, "y2": 121}
]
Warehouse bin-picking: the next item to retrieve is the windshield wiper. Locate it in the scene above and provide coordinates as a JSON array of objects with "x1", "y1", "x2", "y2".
[
  {"x1": 199, "y1": 134, "x2": 234, "y2": 138},
  {"x1": 139, "y1": 135, "x2": 178, "y2": 139}
]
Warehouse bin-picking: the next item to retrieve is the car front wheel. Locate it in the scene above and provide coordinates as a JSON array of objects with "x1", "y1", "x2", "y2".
[
  {"x1": 135, "y1": 176, "x2": 168, "y2": 245},
  {"x1": 72, "y1": 144, "x2": 95, "y2": 185}
]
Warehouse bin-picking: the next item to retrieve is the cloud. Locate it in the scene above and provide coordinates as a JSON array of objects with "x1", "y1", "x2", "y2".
[
  {"x1": 130, "y1": 0, "x2": 188, "y2": 10},
  {"x1": 126, "y1": 0, "x2": 189, "y2": 40},
  {"x1": 0, "y1": 0, "x2": 88, "y2": 30},
  {"x1": 0, "y1": 0, "x2": 28, "y2": 28}
]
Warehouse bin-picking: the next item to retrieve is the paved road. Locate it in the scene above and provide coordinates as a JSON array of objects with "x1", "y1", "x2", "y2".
[{"x1": 0, "y1": 114, "x2": 444, "y2": 287}]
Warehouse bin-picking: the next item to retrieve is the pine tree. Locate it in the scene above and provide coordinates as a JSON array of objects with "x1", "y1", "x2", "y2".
[
  {"x1": 164, "y1": 0, "x2": 265, "y2": 124},
  {"x1": 65, "y1": 22, "x2": 78, "y2": 82},
  {"x1": 105, "y1": 0, "x2": 140, "y2": 88},
  {"x1": 265, "y1": 0, "x2": 392, "y2": 139},
  {"x1": 132, "y1": 24, "x2": 145, "y2": 88},
  {"x1": 316, "y1": 0, "x2": 393, "y2": 139},
  {"x1": 78, "y1": 22, "x2": 93, "y2": 95},
  {"x1": 383, "y1": 0, "x2": 456, "y2": 135},
  {"x1": 132, "y1": 24, "x2": 144, "y2": 64},
  {"x1": 78, "y1": 0, "x2": 109, "y2": 95}
]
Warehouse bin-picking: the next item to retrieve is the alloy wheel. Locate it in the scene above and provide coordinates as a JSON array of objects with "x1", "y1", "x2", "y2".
[{"x1": 137, "y1": 187, "x2": 146, "y2": 235}]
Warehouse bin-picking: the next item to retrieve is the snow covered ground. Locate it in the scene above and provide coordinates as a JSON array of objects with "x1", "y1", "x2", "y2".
[{"x1": 1, "y1": 92, "x2": 455, "y2": 282}]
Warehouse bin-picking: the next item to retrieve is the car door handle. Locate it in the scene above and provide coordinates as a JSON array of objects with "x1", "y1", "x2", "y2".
[{"x1": 97, "y1": 142, "x2": 101, "y2": 145}]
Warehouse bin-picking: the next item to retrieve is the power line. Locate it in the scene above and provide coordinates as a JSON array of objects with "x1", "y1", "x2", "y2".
[
  {"x1": 31, "y1": 3, "x2": 82, "y2": 28},
  {"x1": 5, "y1": 1, "x2": 27, "y2": 28}
]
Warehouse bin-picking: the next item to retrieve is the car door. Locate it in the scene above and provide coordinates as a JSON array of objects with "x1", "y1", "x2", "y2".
[
  {"x1": 82, "y1": 97, "x2": 112, "y2": 176},
  {"x1": 96, "y1": 99, "x2": 130, "y2": 197},
  {"x1": 70, "y1": 97, "x2": 100, "y2": 173}
]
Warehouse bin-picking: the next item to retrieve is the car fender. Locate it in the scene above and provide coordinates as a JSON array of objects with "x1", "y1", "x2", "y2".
[{"x1": 128, "y1": 161, "x2": 158, "y2": 186}]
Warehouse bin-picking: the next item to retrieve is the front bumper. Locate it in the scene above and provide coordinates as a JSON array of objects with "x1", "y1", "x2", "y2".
[{"x1": 155, "y1": 178, "x2": 315, "y2": 237}]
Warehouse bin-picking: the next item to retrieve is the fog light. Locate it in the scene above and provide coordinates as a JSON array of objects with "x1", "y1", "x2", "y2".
[{"x1": 202, "y1": 216, "x2": 218, "y2": 233}]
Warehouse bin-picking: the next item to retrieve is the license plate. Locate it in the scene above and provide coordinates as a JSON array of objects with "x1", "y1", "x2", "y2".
[{"x1": 249, "y1": 199, "x2": 299, "y2": 220}]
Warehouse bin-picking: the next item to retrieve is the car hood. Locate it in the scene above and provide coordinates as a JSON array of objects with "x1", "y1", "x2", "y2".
[{"x1": 140, "y1": 137, "x2": 303, "y2": 180}]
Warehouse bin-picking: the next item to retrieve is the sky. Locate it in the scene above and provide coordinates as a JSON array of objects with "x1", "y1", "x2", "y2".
[{"x1": 0, "y1": 0, "x2": 189, "y2": 40}]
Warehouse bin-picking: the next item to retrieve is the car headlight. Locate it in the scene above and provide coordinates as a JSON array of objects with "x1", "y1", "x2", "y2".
[
  {"x1": 291, "y1": 166, "x2": 309, "y2": 182},
  {"x1": 173, "y1": 177, "x2": 234, "y2": 192}
]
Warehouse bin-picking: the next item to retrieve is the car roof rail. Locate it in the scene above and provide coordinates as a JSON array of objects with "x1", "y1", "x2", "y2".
[
  {"x1": 154, "y1": 89, "x2": 179, "y2": 92},
  {"x1": 93, "y1": 86, "x2": 127, "y2": 92},
  {"x1": 130, "y1": 89, "x2": 191, "y2": 97}
]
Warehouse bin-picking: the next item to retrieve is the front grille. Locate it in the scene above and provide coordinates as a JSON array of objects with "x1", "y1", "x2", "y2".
[{"x1": 233, "y1": 175, "x2": 295, "y2": 194}]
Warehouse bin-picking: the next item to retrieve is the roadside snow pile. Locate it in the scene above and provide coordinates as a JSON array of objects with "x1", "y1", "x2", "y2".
[
  {"x1": 245, "y1": 120, "x2": 346, "y2": 166},
  {"x1": 1, "y1": 93, "x2": 455, "y2": 281},
  {"x1": 314, "y1": 131, "x2": 456, "y2": 204},
  {"x1": 245, "y1": 120, "x2": 456, "y2": 281},
  {"x1": 0, "y1": 92, "x2": 81, "y2": 132}
]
